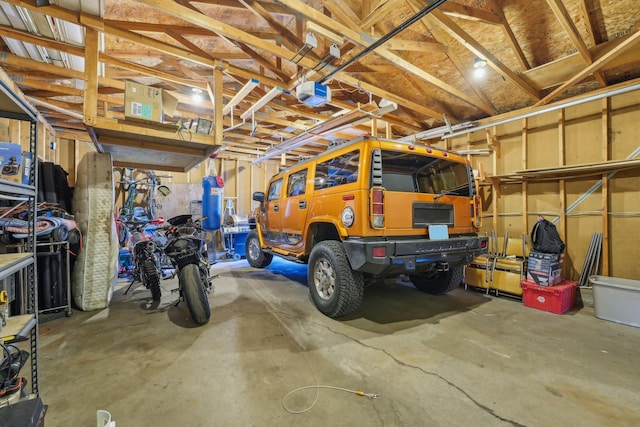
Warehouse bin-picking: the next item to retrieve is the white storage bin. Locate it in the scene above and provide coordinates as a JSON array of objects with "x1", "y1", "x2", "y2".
[{"x1": 590, "y1": 275, "x2": 640, "y2": 328}]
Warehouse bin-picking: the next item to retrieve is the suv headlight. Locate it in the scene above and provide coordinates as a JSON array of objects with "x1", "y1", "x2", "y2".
[{"x1": 341, "y1": 207, "x2": 354, "y2": 227}]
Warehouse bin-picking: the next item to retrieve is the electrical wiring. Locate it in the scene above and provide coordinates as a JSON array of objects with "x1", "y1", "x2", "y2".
[
  {"x1": 282, "y1": 385, "x2": 380, "y2": 414},
  {"x1": 281, "y1": 352, "x2": 379, "y2": 414}
]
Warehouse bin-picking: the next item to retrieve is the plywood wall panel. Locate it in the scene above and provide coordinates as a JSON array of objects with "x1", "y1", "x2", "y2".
[
  {"x1": 495, "y1": 183, "x2": 524, "y2": 236},
  {"x1": 495, "y1": 133, "x2": 522, "y2": 175},
  {"x1": 565, "y1": 179, "x2": 602, "y2": 212},
  {"x1": 610, "y1": 216, "x2": 640, "y2": 279},
  {"x1": 527, "y1": 125, "x2": 559, "y2": 169},
  {"x1": 527, "y1": 182, "x2": 561, "y2": 216},
  {"x1": 610, "y1": 98, "x2": 640, "y2": 159},
  {"x1": 566, "y1": 215, "x2": 601, "y2": 280},
  {"x1": 0, "y1": 119, "x2": 8, "y2": 142},
  {"x1": 565, "y1": 107, "x2": 601, "y2": 166},
  {"x1": 236, "y1": 160, "x2": 251, "y2": 216}
]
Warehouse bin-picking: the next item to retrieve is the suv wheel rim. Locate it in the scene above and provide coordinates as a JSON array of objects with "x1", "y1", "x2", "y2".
[
  {"x1": 248, "y1": 238, "x2": 260, "y2": 260},
  {"x1": 313, "y1": 258, "x2": 335, "y2": 300}
]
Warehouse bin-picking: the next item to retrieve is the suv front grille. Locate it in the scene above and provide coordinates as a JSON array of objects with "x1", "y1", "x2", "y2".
[{"x1": 413, "y1": 202, "x2": 454, "y2": 227}]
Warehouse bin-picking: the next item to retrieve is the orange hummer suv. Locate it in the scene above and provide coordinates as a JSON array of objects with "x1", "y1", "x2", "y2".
[{"x1": 247, "y1": 136, "x2": 488, "y2": 318}]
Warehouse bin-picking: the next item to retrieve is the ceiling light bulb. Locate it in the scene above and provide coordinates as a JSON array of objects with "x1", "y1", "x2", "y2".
[
  {"x1": 474, "y1": 67, "x2": 486, "y2": 78},
  {"x1": 473, "y1": 57, "x2": 487, "y2": 69},
  {"x1": 192, "y1": 87, "x2": 203, "y2": 104}
]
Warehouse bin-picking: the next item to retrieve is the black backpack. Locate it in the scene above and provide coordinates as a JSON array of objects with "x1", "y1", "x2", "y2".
[{"x1": 531, "y1": 218, "x2": 565, "y2": 254}]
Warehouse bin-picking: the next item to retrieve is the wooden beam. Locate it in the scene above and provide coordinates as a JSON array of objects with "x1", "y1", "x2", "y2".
[
  {"x1": 214, "y1": 66, "x2": 224, "y2": 149},
  {"x1": 428, "y1": 9, "x2": 540, "y2": 101},
  {"x1": 537, "y1": 30, "x2": 640, "y2": 106},
  {"x1": 232, "y1": 42, "x2": 290, "y2": 82},
  {"x1": 320, "y1": 0, "x2": 360, "y2": 28},
  {"x1": 405, "y1": 1, "x2": 496, "y2": 115},
  {"x1": 440, "y1": 2, "x2": 502, "y2": 25},
  {"x1": 164, "y1": 29, "x2": 214, "y2": 61},
  {"x1": 83, "y1": 27, "x2": 99, "y2": 126},
  {"x1": 384, "y1": 39, "x2": 448, "y2": 53},
  {"x1": 26, "y1": 97, "x2": 83, "y2": 120},
  {"x1": 80, "y1": 13, "x2": 217, "y2": 68},
  {"x1": 100, "y1": 54, "x2": 207, "y2": 90},
  {"x1": 278, "y1": 0, "x2": 493, "y2": 114},
  {"x1": 135, "y1": 0, "x2": 301, "y2": 67},
  {"x1": 485, "y1": 0, "x2": 530, "y2": 70},
  {"x1": 0, "y1": 23, "x2": 209, "y2": 92},
  {"x1": 159, "y1": 55, "x2": 205, "y2": 81},
  {"x1": 558, "y1": 109, "x2": 566, "y2": 244},
  {"x1": 521, "y1": 118, "x2": 528, "y2": 234},
  {"x1": 521, "y1": 35, "x2": 640, "y2": 90},
  {"x1": 580, "y1": 0, "x2": 606, "y2": 45},
  {"x1": 546, "y1": 0, "x2": 606, "y2": 86},
  {"x1": 601, "y1": 97, "x2": 609, "y2": 275},
  {"x1": 0, "y1": 24, "x2": 84, "y2": 57},
  {"x1": 187, "y1": 0, "x2": 294, "y2": 15},
  {"x1": 359, "y1": 0, "x2": 402, "y2": 30},
  {"x1": 238, "y1": 0, "x2": 319, "y2": 61}
]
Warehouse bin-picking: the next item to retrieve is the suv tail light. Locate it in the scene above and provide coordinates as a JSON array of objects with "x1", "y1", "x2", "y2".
[{"x1": 370, "y1": 187, "x2": 385, "y2": 228}]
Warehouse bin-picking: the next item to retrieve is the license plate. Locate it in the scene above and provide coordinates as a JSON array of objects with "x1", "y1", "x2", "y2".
[{"x1": 429, "y1": 224, "x2": 449, "y2": 240}]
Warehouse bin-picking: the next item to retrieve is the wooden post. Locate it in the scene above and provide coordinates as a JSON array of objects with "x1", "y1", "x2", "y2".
[
  {"x1": 522, "y1": 118, "x2": 528, "y2": 235},
  {"x1": 558, "y1": 110, "x2": 566, "y2": 244},
  {"x1": 83, "y1": 27, "x2": 99, "y2": 126},
  {"x1": 601, "y1": 97, "x2": 610, "y2": 275},
  {"x1": 214, "y1": 64, "x2": 224, "y2": 149},
  {"x1": 491, "y1": 127, "x2": 498, "y2": 232}
]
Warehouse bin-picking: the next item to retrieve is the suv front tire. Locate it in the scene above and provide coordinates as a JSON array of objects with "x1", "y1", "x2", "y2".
[{"x1": 246, "y1": 230, "x2": 273, "y2": 268}]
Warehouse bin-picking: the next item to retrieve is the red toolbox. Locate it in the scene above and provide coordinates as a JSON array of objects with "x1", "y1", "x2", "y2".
[{"x1": 521, "y1": 279, "x2": 577, "y2": 314}]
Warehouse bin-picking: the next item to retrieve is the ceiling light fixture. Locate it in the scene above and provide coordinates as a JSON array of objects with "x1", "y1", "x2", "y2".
[
  {"x1": 473, "y1": 57, "x2": 487, "y2": 78},
  {"x1": 192, "y1": 87, "x2": 203, "y2": 104}
]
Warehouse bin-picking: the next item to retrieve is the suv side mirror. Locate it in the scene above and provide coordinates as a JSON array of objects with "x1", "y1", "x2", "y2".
[{"x1": 252, "y1": 191, "x2": 265, "y2": 202}]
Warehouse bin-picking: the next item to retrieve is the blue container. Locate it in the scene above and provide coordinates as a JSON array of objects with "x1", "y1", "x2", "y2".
[
  {"x1": 202, "y1": 176, "x2": 223, "y2": 230},
  {"x1": 233, "y1": 232, "x2": 249, "y2": 258}
]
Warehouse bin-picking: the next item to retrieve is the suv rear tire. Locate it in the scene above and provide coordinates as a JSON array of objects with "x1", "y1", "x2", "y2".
[
  {"x1": 246, "y1": 230, "x2": 273, "y2": 268},
  {"x1": 308, "y1": 241, "x2": 364, "y2": 318},
  {"x1": 409, "y1": 265, "x2": 464, "y2": 295}
]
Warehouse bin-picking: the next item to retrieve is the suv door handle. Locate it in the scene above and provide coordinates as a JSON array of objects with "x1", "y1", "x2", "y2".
[
  {"x1": 298, "y1": 200, "x2": 307, "y2": 209},
  {"x1": 273, "y1": 204, "x2": 279, "y2": 212}
]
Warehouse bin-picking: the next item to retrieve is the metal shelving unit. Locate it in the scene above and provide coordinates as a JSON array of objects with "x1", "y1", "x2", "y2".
[{"x1": 0, "y1": 77, "x2": 40, "y2": 400}]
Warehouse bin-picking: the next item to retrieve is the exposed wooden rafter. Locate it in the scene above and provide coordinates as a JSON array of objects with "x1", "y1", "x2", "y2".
[{"x1": 546, "y1": 0, "x2": 607, "y2": 87}]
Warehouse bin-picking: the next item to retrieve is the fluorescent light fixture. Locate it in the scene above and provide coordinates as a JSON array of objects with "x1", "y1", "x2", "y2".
[
  {"x1": 223, "y1": 78, "x2": 259, "y2": 115},
  {"x1": 241, "y1": 86, "x2": 286, "y2": 120}
]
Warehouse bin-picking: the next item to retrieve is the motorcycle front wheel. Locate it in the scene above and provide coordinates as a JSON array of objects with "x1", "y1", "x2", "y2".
[{"x1": 180, "y1": 264, "x2": 211, "y2": 325}]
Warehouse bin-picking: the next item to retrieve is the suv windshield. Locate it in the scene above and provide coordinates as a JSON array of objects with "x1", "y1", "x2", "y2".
[{"x1": 380, "y1": 150, "x2": 473, "y2": 196}]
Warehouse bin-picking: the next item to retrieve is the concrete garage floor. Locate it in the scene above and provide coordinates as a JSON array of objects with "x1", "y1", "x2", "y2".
[{"x1": 37, "y1": 258, "x2": 640, "y2": 427}]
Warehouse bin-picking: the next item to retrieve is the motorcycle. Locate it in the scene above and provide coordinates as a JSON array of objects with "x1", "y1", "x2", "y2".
[
  {"x1": 123, "y1": 217, "x2": 165, "y2": 301},
  {"x1": 164, "y1": 216, "x2": 213, "y2": 325}
]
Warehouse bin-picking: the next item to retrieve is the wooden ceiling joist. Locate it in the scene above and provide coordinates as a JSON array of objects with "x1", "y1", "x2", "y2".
[
  {"x1": 427, "y1": 9, "x2": 540, "y2": 101},
  {"x1": 546, "y1": 0, "x2": 607, "y2": 87},
  {"x1": 537, "y1": 30, "x2": 640, "y2": 105}
]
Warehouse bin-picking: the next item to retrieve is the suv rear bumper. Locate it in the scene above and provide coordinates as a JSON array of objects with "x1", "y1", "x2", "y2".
[{"x1": 342, "y1": 235, "x2": 488, "y2": 276}]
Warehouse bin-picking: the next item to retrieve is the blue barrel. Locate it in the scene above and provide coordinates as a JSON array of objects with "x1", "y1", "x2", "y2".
[{"x1": 202, "y1": 176, "x2": 223, "y2": 230}]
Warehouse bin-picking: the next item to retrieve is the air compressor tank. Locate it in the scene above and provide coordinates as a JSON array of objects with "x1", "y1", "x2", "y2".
[{"x1": 202, "y1": 176, "x2": 223, "y2": 230}]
